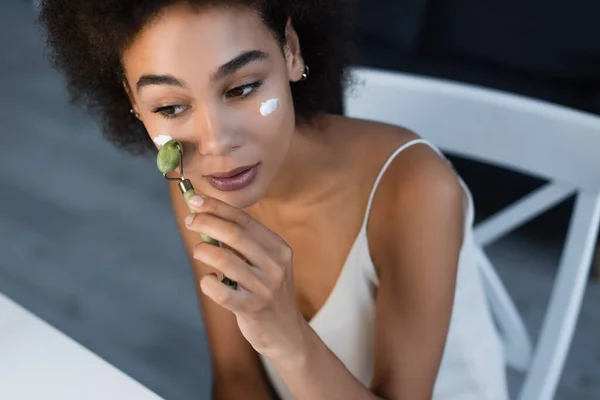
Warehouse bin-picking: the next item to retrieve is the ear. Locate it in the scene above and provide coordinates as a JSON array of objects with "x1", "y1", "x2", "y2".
[
  {"x1": 122, "y1": 78, "x2": 140, "y2": 116},
  {"x1": 283, "y1": 18, "x2": 305, "y2": 82}
]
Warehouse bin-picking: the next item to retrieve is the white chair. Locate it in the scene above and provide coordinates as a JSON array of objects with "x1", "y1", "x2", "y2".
[{"x1": 343, "y1": 67, "x2": 600, "y2": 400}]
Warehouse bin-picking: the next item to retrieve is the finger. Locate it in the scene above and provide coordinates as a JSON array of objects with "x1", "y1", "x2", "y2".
[
  {"x1": 188, "y1": 195, "x2": 254, "y2": 228},
  {"x1": 193, "y1": 241, "x2": 268, "y2": 296},
  {"x1": 199, "y1": 273, "x2": 251, "y2": 312},
  {"x1": 186, "y1": 212, "x2": 267, "y2": 268},
  {"x1": 186, "y1": 196, "x2": 287, "y2": 277}
]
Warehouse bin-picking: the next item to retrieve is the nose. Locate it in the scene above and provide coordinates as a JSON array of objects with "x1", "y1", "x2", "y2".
[{"x1": 195, "y1": 105, "x2": 243, "y2": 156}]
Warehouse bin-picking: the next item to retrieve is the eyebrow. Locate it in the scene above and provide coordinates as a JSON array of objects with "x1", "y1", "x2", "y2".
[
  {"x1": 135, "y1": 50, "x2": 269, "y2": 93},
  {"x1": 136, "y1": 74, "x2": 185, "y2": 93},
  {"x1": 211, "y1": 50, "x2": 268, "y2": 83}
]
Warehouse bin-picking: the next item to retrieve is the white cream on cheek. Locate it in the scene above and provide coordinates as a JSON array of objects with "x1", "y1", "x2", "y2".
[
  {"x1": 153, "y1": 134, "x2": 173, "y2": 147},
  {"x1": 260, "y1": 98, "x2": 279, "y2": 116}
]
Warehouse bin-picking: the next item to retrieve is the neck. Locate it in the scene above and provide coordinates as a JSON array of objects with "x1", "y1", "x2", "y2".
[{"x1": 256, "y1": 116, "x2": 334, "y2": 209}]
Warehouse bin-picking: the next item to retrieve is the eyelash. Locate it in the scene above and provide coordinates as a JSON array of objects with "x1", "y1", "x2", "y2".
[
  {"x1": 153, "y1": 81, "x2": 263, "y2": 120},
  {"x1": 225, "y1": 81, "x2": 263, "y2": 99}
]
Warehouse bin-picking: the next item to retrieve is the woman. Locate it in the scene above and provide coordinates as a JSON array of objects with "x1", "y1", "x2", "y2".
[{"x1": 39, "y1": 1, "x2": 508, "y2": 399}]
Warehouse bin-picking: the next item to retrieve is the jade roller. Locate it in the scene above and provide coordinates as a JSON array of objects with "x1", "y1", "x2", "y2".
[{"x1": 157, "y1": 139, "x2": 238, "y2": 290}]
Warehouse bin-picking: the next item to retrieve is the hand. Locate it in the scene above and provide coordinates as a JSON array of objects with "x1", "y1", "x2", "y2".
[{"x1": 184, "y1": 195, "x2": 310, "y2": 362}]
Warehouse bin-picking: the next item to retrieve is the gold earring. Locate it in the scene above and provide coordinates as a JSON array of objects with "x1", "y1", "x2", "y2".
[{"x1": 300, "y1": 65, "x2": 309, "y2": 81}]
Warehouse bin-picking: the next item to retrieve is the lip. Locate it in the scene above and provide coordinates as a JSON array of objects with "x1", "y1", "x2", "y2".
[
  {"x1": 206, "y1": 163, "x2": 260, "y2": 192},
  {"x1": 207, "y1": 163, "x2": 258, "y2": 178}
]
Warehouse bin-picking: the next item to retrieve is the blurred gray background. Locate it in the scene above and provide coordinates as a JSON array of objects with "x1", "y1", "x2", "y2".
[{"x1": 1, "y1": 1, "x2": 600, "y2": 399}]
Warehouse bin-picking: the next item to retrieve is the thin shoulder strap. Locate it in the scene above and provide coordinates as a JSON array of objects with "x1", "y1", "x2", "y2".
[{"x1": 361, "y1": 139, "x2": 445, "y2": 230}]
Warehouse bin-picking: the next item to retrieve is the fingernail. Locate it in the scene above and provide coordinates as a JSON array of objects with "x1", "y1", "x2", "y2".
[
  {"x1": 185, "y1": 215, "x2": 194, "y2": 226},
  {"x1": 189, "y1": 196, "x2": 204, "y2": 207}
]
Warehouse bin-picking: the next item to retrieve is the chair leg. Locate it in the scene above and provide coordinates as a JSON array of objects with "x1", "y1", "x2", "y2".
[
  {"x1": 518, "y1": 191, "x2": 600, "y2": 400},
  {"x1": 592, "y1": 239, "x2": 600, "y2": 281},
  {"x1": 475, "y1": 246, "x2": 532, "y2": 371}
]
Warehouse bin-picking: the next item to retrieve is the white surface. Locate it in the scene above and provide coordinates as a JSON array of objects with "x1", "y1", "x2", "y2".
[
  {"x1": 0, "y1": 293, "x2": 164, "y2": 400},
  {"x1": 344, "y1": 67, "x2": 600, "y2": 400}
]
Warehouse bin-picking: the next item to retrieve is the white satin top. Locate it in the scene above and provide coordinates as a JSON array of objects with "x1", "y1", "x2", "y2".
[{"x1": 259, "y1": 139, "x2": 509, "y2": 400}]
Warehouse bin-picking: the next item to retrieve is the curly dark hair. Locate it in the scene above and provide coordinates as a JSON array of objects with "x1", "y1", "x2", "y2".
[{"x1": 38, "y1": 0, "x2": 355, "y2": 155}]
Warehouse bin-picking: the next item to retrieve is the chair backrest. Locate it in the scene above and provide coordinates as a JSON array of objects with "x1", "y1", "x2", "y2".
[
  {"x1": 344, "y1": 67, "x2": 600, "y2": 192},
  {"x1": 344, "y1": 67, "x2": 600, "y2": 400}
]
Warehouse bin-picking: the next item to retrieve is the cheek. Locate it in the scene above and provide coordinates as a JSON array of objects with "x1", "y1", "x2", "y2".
[
  {"x1": 143, "y1": 115, "x2": 197, "y2": 149},
  {"x1": 251, "y1": 75, "x2": 295, "y2": 129},
  {"x1": 252, "y1": 95, "x2": 294, "y2": 143}
]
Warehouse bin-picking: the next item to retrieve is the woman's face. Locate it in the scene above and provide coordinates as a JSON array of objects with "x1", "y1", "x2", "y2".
[{"x1": 122, "y1": 3, "x2": 305, "y2": 208}]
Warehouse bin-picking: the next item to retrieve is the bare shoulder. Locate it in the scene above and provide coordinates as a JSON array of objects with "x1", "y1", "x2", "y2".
[
  {"x1": 334, "y1": 116, "x2": 466, "y2": 270},
  {"x1": 332, "y1": 116, "x2": 463, "y2": 198},
  {"x1": 329, "y1": 115, "x2": 420, "y2": 159}
]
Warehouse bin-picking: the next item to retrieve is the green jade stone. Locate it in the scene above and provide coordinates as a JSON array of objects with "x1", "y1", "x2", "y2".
[{"x1": 156, "y1": 140, "x2": 182, "y2": 175}]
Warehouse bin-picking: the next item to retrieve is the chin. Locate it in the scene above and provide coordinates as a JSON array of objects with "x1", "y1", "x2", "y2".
[{"x1": 204, "y1": 184, "x2": 265, "y2": 210}]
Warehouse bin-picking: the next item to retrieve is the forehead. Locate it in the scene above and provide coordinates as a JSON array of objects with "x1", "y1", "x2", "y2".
[{"x1": 122, "y1": 4, "x2": 277, "y2": 76}]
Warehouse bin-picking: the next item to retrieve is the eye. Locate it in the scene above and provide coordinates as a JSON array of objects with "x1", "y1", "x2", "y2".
[
  {"x1": 225, "y1": 81, "x2": 263, "y2": 99},
  {"x1": 153, "y1": 105, "x2": 189, "y2": 119}
]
